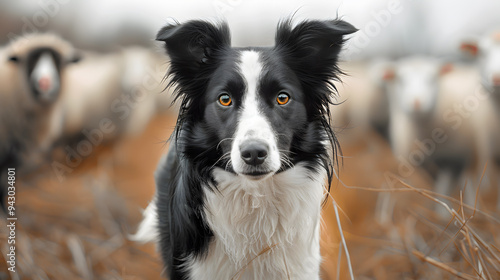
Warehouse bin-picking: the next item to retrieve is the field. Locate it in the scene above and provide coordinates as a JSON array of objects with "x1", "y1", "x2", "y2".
[{"x1": 1, "y1": 111, "x2": 499, "y2": 280}]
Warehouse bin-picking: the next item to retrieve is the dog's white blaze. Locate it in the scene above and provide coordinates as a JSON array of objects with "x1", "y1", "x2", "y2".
[
  {"x1": 231, "y1": 50, "x2": 280, "y2": 176},
  {"x1": 30, "y1": 53, "x2": 60, "y2": 100}
]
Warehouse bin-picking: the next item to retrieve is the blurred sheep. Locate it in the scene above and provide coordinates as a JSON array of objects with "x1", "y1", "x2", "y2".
[
  {"x1": 461, "y1": 32, "x2": 500, "y2": 208},
  {"x1": 0, "y1": 33, "x2": 80, "y2": 208},
  {"x1": 119, "y1": 47, "x2": 173, "y2": 135},
  {"x1": 381, "y1": 56, "x2": 483, "y2": 204},
  {"x1": 55, "y1": 46, "x2": 173, "y2": 148},
  {"x1": 331, "y1": 61, "x2": 389, "y2": 141}
]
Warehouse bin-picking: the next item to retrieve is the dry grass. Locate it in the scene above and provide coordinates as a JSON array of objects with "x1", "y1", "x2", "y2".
[
  {"x1": 0, "y1": 115, "x2": 499, "y2": 280},
  {"x1": 321, "y1": 132, "x2": 500, "y2": 280}
]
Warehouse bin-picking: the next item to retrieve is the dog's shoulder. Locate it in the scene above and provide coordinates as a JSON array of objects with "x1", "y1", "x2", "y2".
[{"x1": 154, "y1": 140, "x2": 214, "y2": 279}]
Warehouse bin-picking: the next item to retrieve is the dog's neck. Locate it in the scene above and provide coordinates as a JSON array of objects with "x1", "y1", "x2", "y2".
[{"x1": 192, "y1": 164, "x2": 325, "y2": 278}]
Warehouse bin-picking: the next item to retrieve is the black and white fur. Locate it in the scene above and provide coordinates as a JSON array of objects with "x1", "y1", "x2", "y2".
[{"x1": 134, "y1": 19, "x2": 356, "y2": 279}]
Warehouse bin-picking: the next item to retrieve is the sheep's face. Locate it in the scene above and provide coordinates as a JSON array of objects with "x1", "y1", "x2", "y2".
[
  {"x1": 8, "y1": 46, "x2": 80, "y2": 104},
  {"x1": 385, "y1": 58, "x2": 441, "y2": 117}
]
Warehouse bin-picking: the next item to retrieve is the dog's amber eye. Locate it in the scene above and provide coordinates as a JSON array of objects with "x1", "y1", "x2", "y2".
[
  {"x1": 219, "y1": 93, "x2": 232, "y2": 106},
  {"x1": 276, "y1": 92, "x2": 290, "y2": 105}
]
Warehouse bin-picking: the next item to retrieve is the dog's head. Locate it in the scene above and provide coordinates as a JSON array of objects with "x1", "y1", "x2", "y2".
[{"x1": 158, "y1": 19, "x2": 356, "y2": 184}]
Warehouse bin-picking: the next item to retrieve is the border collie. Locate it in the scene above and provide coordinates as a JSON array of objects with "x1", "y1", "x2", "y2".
[{"x1": 134, "y1": 19, "x2": 356, "y2": 279}]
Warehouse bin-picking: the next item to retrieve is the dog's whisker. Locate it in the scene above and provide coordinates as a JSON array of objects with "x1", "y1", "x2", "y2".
[
  {"x1": 224, "y1": 159, "x2": 232, "y2": 171},
  {"x1": 210, "y1": 152, "x2": 232, "y2": 169},
  {"x1": 216, "y1": 138, "x2": 235, "y2": 150},
  {"x1": 278, "y1": 149, "x2": 297, "y2": 157},
  {"x1": 278, "y1": 152, "x2": 295, "y2": 169}
]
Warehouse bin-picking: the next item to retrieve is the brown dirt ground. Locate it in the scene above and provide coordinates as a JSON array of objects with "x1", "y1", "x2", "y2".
[{"x1": 1, "y1": 112, "x2": 499, "y2": 280}]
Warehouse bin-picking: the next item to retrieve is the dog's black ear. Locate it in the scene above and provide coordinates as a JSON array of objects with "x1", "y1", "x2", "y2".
[
  {"x1": 275, "y1": 19, "x2": 357, "y2": 76},
  {"x1": 156, "y1": 20, "x2": 231, "y2": 72}
]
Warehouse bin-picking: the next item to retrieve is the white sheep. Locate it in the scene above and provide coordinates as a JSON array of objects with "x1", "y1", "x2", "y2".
[
  {"x1": 0, "y1": 33, "x2": 79, "y2": 208},
  {"x1": 461, "y1": 32, "x2": 500, "y2": 209},
  {"x1": 0, "y1": 33, "x2": 79, "y2": 166},
  {"x1": 55, "y1": 48, "x2": 125, "y2": 143},
  {"x1": 119, "y1": 47, "x2": 174, "y2": 135},
  {"x1": 56, "y1": 46, "x2": 174, "y2": 147},
  {"x1": 382, "y1": 56, "x2": 483, "y2": 206},
  {"x1": 331, "y1": 61, "x2": 389, "y2": 142}
]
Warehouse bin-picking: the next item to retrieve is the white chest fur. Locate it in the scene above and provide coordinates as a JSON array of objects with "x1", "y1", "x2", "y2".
[{"x1": 188, "y1": 164, "x2": 326, "y2": 280}]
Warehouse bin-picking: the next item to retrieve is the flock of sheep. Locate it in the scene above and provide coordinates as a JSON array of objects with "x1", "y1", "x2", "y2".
[
  {"x1": 0, "y1": 33, "x2": 173, "y2": 207},
  {"x1": 334, "y1": 31, "x2": 500, "y2": 209},
  {"x1": 0, "y1": 27, "x2": 499, "y2": 211}
]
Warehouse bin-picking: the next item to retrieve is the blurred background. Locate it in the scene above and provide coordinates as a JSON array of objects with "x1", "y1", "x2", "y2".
[{"x1": 0, "y1": 0, "x2": 499, "y2": 279}]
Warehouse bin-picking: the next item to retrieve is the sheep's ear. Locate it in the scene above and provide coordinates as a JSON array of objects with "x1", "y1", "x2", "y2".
[
  {"x1": 156, "y1": 20, "x2": 231, "y2": 73},
  {"x1": 369, "y1": 60, "x2": 394, "y2": 84},
  {"x1": 382, "y1": 68, "x2": 396, "y2": 81},
  {"x1": 69, "y1": 53, "x2": 82, "y2": 64},
  {"x1": 460, "y1": 41, "x2": 479, "y2": 56},
  {"x1": 8, "y1": 56, "x2": 20, "y2": 63},
  {"x1": 274, "y1": 19, "x2": 357, "y2": 75},
  {"x1": 439, "y1": 63, "x2": 453, "y2": 76}
]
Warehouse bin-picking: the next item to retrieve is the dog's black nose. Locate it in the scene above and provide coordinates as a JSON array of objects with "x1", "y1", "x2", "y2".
[{"x1": 240, "y1": 141, "x2": 268, "y2": 166}]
